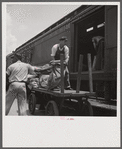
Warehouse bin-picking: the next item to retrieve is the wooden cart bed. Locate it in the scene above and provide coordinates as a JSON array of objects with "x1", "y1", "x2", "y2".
[{"x1": 32, "y1": 88, "x2": 96, "y2": 98}]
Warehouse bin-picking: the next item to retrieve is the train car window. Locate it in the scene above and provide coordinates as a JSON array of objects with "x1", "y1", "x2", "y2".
[
  {"x1": 86, "y1": 27, "x2": 94, "y2": 32},
  {"x1": 97, "y1": 22, "x2": 105, "y2": 28}
]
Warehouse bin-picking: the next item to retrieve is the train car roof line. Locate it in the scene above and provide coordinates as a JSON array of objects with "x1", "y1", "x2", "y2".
[
  {"x1": 14, "y1": 5, "x2": 103, "y2": 53},
  {"x1": 15, "y1": 5, "x2": 89, "y2": 52}
]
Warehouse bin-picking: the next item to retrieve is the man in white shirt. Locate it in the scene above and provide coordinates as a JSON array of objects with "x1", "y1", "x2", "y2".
[
  {"x1": 51, "y1": 36, "x2": 72, "y2": 90},
  {"x1": 6, "y1": 53, "x2": 41, "y2": 115}
]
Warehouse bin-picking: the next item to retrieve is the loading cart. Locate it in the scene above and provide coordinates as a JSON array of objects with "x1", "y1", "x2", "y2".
[{"x1": 28, "y1": 54, "x2": 95, "y2": 116}]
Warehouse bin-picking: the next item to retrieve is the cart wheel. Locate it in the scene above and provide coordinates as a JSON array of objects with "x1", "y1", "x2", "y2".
[
  {"x1": 45, "y1": 101, "x2": 59, "y2": 116},
  {"x1": 80, "y1": 100, "x2": 93, "y2": 116},
  {"x1": 28, "y1": 93, "x2": 36, "y2": 115}
]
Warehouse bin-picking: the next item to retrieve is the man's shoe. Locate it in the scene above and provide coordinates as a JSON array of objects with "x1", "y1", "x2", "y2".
[{"x1": 65, "y1": 87, "x2": 73, "y2": 90}]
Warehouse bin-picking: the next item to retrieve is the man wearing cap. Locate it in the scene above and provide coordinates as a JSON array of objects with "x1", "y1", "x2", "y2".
[
  {"x1": 6, "y1": 53, "x2": 41, "y2": 115},
  {"x1": 51, "y1": 36, "x2": 72, "y2": 90}
]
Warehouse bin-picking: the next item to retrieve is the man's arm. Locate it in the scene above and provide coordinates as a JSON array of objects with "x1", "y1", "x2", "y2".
[
  {"x1": 51, "y1": 45, "x2": 57, "y2": 58},
  {"x1": 28, "y1": 64, "x2": 39, "y2": 75},
  {"x1": 50, "y1": 45, "x2": 58, "y2": 64},
  {"x1": 34, "y1": 66, "x2": 44, "y2": 72},
  {"x1": 6, "y1": 72, "x2": 9, "y2": 83},
  {"x1": 64, "y1": 46, "x2": 69, "y2": 64},
  {"x1": 6, "y1": 66, "x2": 11, "y2": 76}
]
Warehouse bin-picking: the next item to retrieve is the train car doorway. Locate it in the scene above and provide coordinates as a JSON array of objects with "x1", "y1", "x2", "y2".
[{"x1": 74, "y1": 7, "x2": 105, "y2": 72}]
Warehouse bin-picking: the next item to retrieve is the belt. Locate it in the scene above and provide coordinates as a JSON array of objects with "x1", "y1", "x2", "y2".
[{"x1": 9, "y1": 81, "x2": 27, "y2": 85}]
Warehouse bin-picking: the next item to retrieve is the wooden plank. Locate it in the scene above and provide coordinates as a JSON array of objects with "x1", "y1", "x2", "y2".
[
  {"x1": 88, "y1": 99, "x2": 116, "y2": 111},
  {"x1": 70, "y1": 23, "x2": 75, "y2": 71},
  {"x1": 70, "y1": 71, "x2": 116, "y2": 81},
  {"x1": 87, "y1": 53, "x2": 93, "y2": 93},
  {"x1": 60, "y1": 54, "x2": 64, "y2": 93},
  {"x1": 33, "y1": 88, "x2": 95, "y2": 98},
  {"x1": 76, "y1": 55, "x2": 83, "y2": 93},
  {"x1": 74, "y1": 25, "x2": 78, "y2": 72}
]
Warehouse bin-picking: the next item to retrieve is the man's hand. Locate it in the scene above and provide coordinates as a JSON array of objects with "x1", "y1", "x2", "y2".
[
  {"x1": 50, "y1": 60, "x2": 56, "y2": 65},
  {"x1": 63, "y1": 61, "x2": 68, "y2": 65},
  {"x1": 50, "y1": 60, "x2": 60, "y2": 65},
  {"x1": 50, "y1": 60, "x2": 67, "y2": 65},
  {"x1": 34, "y1": 66, "x2": 43, "y2": 72}
]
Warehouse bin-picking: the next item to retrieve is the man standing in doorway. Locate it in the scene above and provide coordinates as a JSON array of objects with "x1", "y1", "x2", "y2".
[
  {"x1": 51, "y1": 36, "x2": 72, "y2": 90},
  {"x1": 6, "y1": 53, "x2": 40, "y2": 115},
  {"x1": 92, "y1": 36, "x2": 104, "y2": 71}
]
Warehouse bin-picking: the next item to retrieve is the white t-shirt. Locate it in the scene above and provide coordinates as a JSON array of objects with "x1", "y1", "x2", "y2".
[{"x1": 7, "y1": 60, "x2": 35, "y2": 83}]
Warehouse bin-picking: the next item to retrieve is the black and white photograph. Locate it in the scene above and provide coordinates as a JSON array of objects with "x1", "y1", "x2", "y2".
[{"x1": 2, "y1": 1, "x2": 121, "y2": 148}]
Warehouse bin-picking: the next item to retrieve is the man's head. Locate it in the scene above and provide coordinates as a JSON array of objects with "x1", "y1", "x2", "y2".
[
  {"x1": 13, "y1": 53, "x2": 22, "y2": 63},
  {"x1": 92, "y1": 36, "x2": 104, "y2": 46},
  {"x1": 28, "y1": 78, "x2": 39, "y2": 89},
  {"x1": 59, "y1": 36, "x2": 68, "y2": 47}
]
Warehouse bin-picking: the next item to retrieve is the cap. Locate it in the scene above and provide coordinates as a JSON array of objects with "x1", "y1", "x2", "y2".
[
  {"x1": 14, "y1": 53, "x2": 22, "y2": 60},
  {"x1": 59, "y1": 36, "x2": 68, "y2": 41}
]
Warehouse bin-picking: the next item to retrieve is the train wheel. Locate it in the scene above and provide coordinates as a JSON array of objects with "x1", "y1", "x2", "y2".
[
  {"x1": 80, "y1": 100, "x2": 93, "y2": 116},
  {"x1": 28, "y1": 93, "x2": 36, "y2": 115},
  {"x1": 45, "y1": 101, "x2": 59, "y2": 116}
]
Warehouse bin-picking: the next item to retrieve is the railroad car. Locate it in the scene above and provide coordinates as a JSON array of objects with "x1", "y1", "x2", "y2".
[{"x1": 6, "y1": 5, "x2": 117, "y2": 101}]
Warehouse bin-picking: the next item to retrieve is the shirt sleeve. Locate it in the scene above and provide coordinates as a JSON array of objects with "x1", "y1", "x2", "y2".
[
  {"x1": 28, "y1": 64, "x2": 35, "y2": 75},
  {"x1": 6, "y1": 66, "x2": 11, "y2": 76},
  {"x1": 51, "y1": 44, "x2": 57, "y2": 57},
  {"x1": 64, "y1": 46, "x2": 69, "y2": 63}
]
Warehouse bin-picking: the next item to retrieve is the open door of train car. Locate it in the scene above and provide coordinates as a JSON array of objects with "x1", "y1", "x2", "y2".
[
  {"x1": 70, "y1": 5, "x2": 117, "y2": 101},
  {"x1": 73, "y1": 6, "x2": 105, "y2": 72}
]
